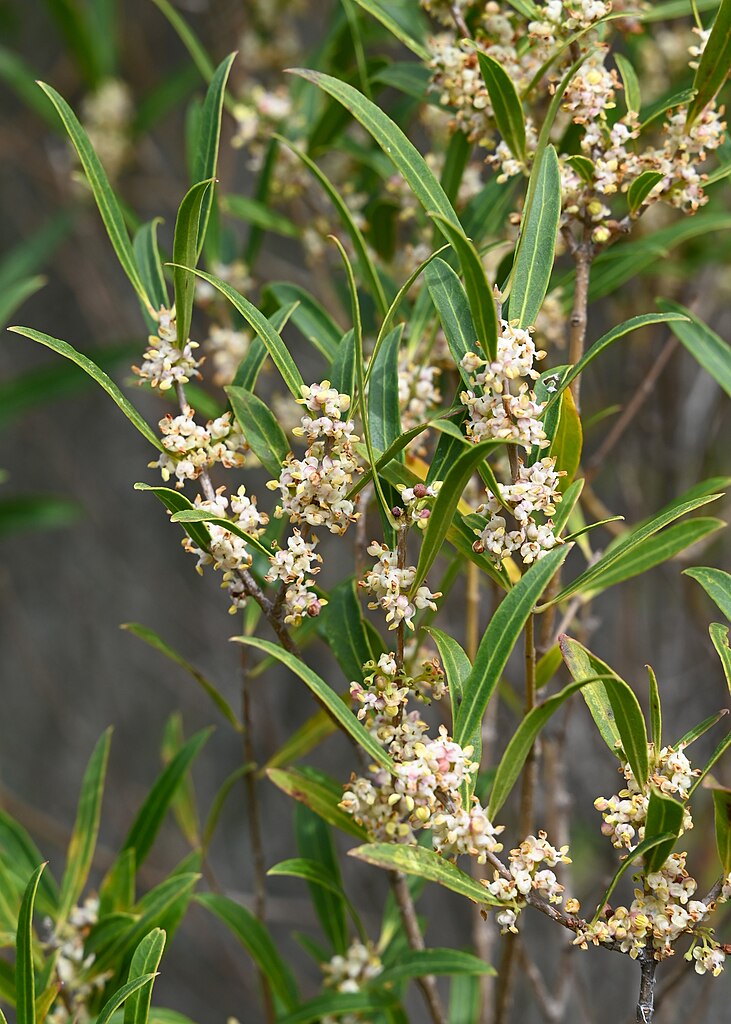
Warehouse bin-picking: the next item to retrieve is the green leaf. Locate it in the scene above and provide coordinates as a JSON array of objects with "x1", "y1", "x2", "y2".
[
  {"x1": 168, "y1": 510, "x2": 272, "y2": 560},
  {"x1": 684, "y1": 566, "x2": 731, "y2": 621},
  {"x1": 331, "y1": 329, "x2": 357, "y2": 396},
  {"x1": 97, "y1": 976, "x2": 160, "y2": 1024},
  {"x1": 223, "y1": 195, "x2": 300, "y2": 239},
  {"x1": 99, "y1": 849, "x2": 136, "y2": 916},
  {"x1": 488, "y1": 676, "x2": 616, "y2": 818},
  {"x1": 318, "y1": 578, "x2": 383, "y2": 683},
  {"x1": 430, "y1": 215, "x2": 498, "y2": 361},
  {"x1": 290, "y1": 70, "x2": 460, "y2": 232},
  {"x1": 196, "y1": 894, "x2": 298, "y2": 1010},
  {"x1": 590, "y1": 831, "x2": 677, "y2": 925},
  {"x1": 565, "y1": 154, "x2": 594, "y2": 185},
  {"x1": 265, "y1": 283, "x2": 342, "y2": 361},
  {"x1": 0, "y1": 277, "x2": 46, "y2": 331},
  {"x1": 455, "y1": 546, "x2": 571, "y2": 756},
  {"x1": 57, "y1": 729, "x2": 112, "y2": 925},
  {"x1": 16, "y1": 863, "x2": 45, "y2": 1024},
  {"x1": 8, "y1": 328, "x2": 164, "y2": 451},
  {"x1": 350, "y1": 0, "x2": 429, "y2": 59},
  {"x1": 643, "y1": 790, "x2": 685, "y2": 873},
  {"x1": 658, "y1": 301, "x2": 731, "y2": 398},
  {"x1": 549, "y1": 388, "x2": 582, "y2": 491},
  {"x1": 234, "y1": 638, "x2": 392, "y2": 770},
  {"x1": 474, "y1": 51, "x2": 526, "y2": 161},
  {"x1": 368, "y1": 326, "x2": 403, "y2": 453},
  {"x1": 276, "y1": 992, "x2": 396, "y2": 1024},
  {"x1": 709, "y1": 623, "x2": 731, "y2": 695},
  {"x1": 378, "y1": 949, "x2": 495, "y2": 984},
  {"x1": 412, "y1": 440, "x2": 505, "y2": 595},
  {"x1": 150, "y1": 0, "x2": 215, "y2": 81},
  {"x1": 268, "y1": 766, "x2": 367, "y2": 840},
  {"x1": 202, "y1": 764, "x2": 253, "y2": 851},
  {"x1": 350, "y1": 843, "x2": 500, "y2": 905},
  {"x1": 121, "y1": 623, "x2": 241, "y2": 730},
  {"x1": 192, "y1": 53, "x2": 235, "y2": 253},
  {"x1": 121, "y1": 729, "x2": 211, "y2": 868},
  {"x1": 675, "y1": 709, "x2": 728, "y2": 750},
  {"x1": 124, "y1": 929, "x2": 166, "y2": 1024},
  {"x1": 161, "y1": 715, "x2": 201, "y2": 848},
  {"x1": 133, "y1": 484, "x2": 212, "y2": 551},
  {"x1": 168, "y1": 267, "x2": 304, "y2": 397},
  {"x1": 690, "y1": 732, "x2": 731, "y2": 795},
  {"x1": 627, "y1": 171, "x2": 664, "y2": 214},
  {"x1": 226, "y1": 385, "x2": 289, "y2": 477},
  {"x1": 133, "y1": 219, "x2": 169, "y2": 311},
  {"x1": 425, "y1": 258, "x2": 478, "y2": 383},
  {"x1": 547, "y1": 494, "x2": 722, "y2": 605},
  {"x1": 36, "y1": 82, "x2": 152, "y2": 311},
  {"x1": 0, "y1": 494, "x2": 80, "y2": 537},
  {"x1": 711, "y1": 784, "x2": 731, "y2": 875},
  {"x1": 508, "y1": 146, "x2": 561, "y2": 328},
  {"x1": 648, "y1": 666, "x2": 662, "y2": 752},
  {"x1": 559, "y1": 636, "x2": 649, "y2": 784},
  {"x1": 425, "y1": 627, "x2": 471, "y2": 729},
  {"x1": 686, "y1": 0, "x2": 731, "y2": 125},
  {"x1": 615, "y1": 53, "x2": 641, "y2": 113},
  {"x1": 0, "y1": 817, "x2": 57, "y2": 915},
  {"x1": 582, "y1": 518, "x2": 724, "y2": 595},
  {"x1": 294, "y1": 805, "x2": 350, "y2": 952},
  {"x1": 449, "y1": 976, "x2": 481, "y2": 1024},
  {"x1": 542, "y1": 313, "x2": 690, "y2": 415},
  {"x1": 172, "y1": 180, "x2": 212, "y2": 348}
]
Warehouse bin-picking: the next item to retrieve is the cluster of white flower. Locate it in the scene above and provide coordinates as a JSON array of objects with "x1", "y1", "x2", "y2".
[
  {"x1": 269, "y1": 382, "x2": 361, "y2": 536},
  {"x1": 203, "y1": 325, "x2": 251, "y2": 387},
  {"x1": 473, "y1": 458, "x2": 563, "y2": 565},
  {"x1": 46, "y1": 898, "x2": 110, "y2": 1024},
  {"x1": 432, "y1": 804, "x2": 506, "y2": 864},
  {"x1": 265, "y1": 530, "x2": 324, "y2": 625},
  {"x1": 594, "y1": 743, "x2": 698, "y2": 850},
  {"x1": 398, "y1": 362, "x2": 442, "y2": 432},
  {"x1": 460, "y1": 320, "x2": 549, "y2": 450},
  {"x1": 133, "y1": 308, "x2": 202, "y2": 392},
  {"x1": 182, "y1": 488, "x2": 269, "y2": 612},
  {"x1": 359, "y1": 541, "x2": 441, "y2": 630},
  {"x1": 150, "y1": 404, "x2": 246, "y2": 487},
  {"x1": 80, "y1": 79, "x2": 133, "y2": 180},
  {"x1": 231, "y1": 85, "x2": 293, "y2": 149},
  {"x1": 396, "y1": 482, "x2": 442, "y2": 530},
  {"x1": 195, "y1": 261, "x2": 253, "y2": 306},
  {"x1": 350, "y1": 651, "x2": 446, "y2": 723},
  {"x1": 484, "y1": 832, "x2": 572, "y2": 933},
  {"x1": 321, "y1": 939, "x2": 383, "y2": 1024}
]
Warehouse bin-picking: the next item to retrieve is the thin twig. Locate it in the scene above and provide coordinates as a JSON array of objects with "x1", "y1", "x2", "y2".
[{"x1": 391, "y1": 871, "x2": 448, "y2": 1024}]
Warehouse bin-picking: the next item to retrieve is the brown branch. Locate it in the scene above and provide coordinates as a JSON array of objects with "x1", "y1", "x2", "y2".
[
  {"x1": 564, "y1": 227, "x2": 594, "y2": 412},
  {"x1": 391, "y1": 871, "x2": 448, "y2": 1024},
  {"x1": 636, "y1": 952, "x2": 657, "y2": 1023}
]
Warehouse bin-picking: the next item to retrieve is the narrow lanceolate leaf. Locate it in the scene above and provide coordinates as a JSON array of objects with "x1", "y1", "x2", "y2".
[
  {"x1": 425, "y1": 258, "x2": 478, "y2": 383},
  {"x1": 627, "y1": 171, "x2": 664, "y2": 214},
  {"x1": 377, "y1": 949, "x2": 495, "y2": 985},
  {"x1": 134, "y1": 484, "x2": 212, "y2": 552},
  {"x1": 349, "y1": 843, "x2": 500, "y2": 905},
  {"x1": 235, "y1": 638, "x2": 393, "y2": 771},
  {"x1": 289, "y1": 70, "x2": 460, "y2": 230},
  {"x1": 266, "y1": 282, "x2": 342, "y2": 361},
  {"x1": 57, "y1": 729, "x2": 112, "y2": 925},
  {"x1": 294, "y1": 804, "x2": 350, "y2": 953},
  {"x1": 412, "y1": 440, "x2": 504, "y2": 595},
  {"x1": 691, "y1": 732, "x2": 731, "y2": 795},
  {"x1": 168, "y1": 266, "x2": 304, "y2": 397},
  {"x1": 474, "y1": 51, "x2": 526, "y2": 161},
  {"x1": 546, "y1": 493, "x2": 722, "y2": 605},
  {"x1": 192, "y1": 53, "x2": 236, "y2": 254},
  {"x1": 133, "y1": 220, "x2": 168, "y2": 311},
  {"x1": 658, "y1": 301, "x2": 731, "y2": 398},
  {"x1": 430, "y1": 215, "x2": 498, "y2": 361},
  {"x1": 172, "y1": 180, "x2": 212, "y2": 348},
  {"x1": 455, "y1": 545, "x2": 571, "y2": 754},
  {"x1": 8, "y1": 329, "x2": 164, "y2": 451},
  {"x1": 648, "y1": 666, "x2": 662, "y2": 751},
  {"x1": 349, "y1": 0, "x2": 430, "y2": 60},
  {"x1": 559, "y1": 635, "x2": 649, "y2": 785},
  {"x1": 226, "y1": 385, "x2": 289, "y2": 478},
  {"x1": 542, "y1": 313, "x2": 690, "y2": 415},
  {"x1": 331, "y1": 329, "x2": 357, "y2": 397},
  {"x1": 196, "y1": 894, "x2": 298, "y2": 1010},
  {"x1": 97, "y1": 976, "x2": 160, "y2": 1024},
  {"x1": 36, "y1": 82, "x2": 152, "y2": 311},
  {"x1": 425, "y1": 628, "x2": 471, "y2": 726},
  {"x1": 709, "y1": 623, "x2": 731, "y2": 695},
  {"x1": 276, "y1": 992, "x2": 396, "y2": 1024},
  {"x1": 509, "y1": 146, "x2": 561, "y2": 328},
  {"x1": 684, "y1": 566, "x2": 731, "y2": 621},
  {"x1": 122, "y1": 729, "x2": 211, "y2": 868},
  {"x1": 368, "y1": 326, "x2": 403, "y2": 453},
  {"x1": 16, "y1": 863, "x2": 46, "y2": 1024},
  {"x1": 267, "y1": 767, "x2": 367, "y2": 840},
  {"x1": 591, "y1": 832, "x2": 676, "y2": 924},
  {"x1": 124, "y1": 929, "x2": 166, "y2": 1024},
  {"x1": 488, "y1": 676, "x2": 618, "y2": 818},
  {"x1": 643, "y1": 790, "x2": 686, "y2": 873},
  {"x1": 615, "y1": 53, "x2": 641, "y2": 113},
  {"x1": 686, "y1": 0, "x2": 731, "y2": 125},
  {"x1": 318, "y1": 578, "x2": 383, "y2": 684},
  {"x1": 711, "y1": 785, "x2": 731, "y2": 875}
]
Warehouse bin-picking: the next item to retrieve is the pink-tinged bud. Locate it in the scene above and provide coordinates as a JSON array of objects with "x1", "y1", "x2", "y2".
[
  {"x1": 392, "y1": 506, "x2": 403, "y2": 517},
  {"x1": 413, "y1": 483, "x2": 428, "y2": 498},
  {"x1": 419, "y1": 509, "x2": 431, "y2": 520},
  {"x1": 307, "y1": 600, "x2": 322, "y2": 617}
]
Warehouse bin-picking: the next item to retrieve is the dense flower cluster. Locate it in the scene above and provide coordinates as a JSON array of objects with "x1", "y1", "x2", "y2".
[
  {"x1": 150, "y1": 405, "x2": 246, "y2": 487},
  {"x1": 359, "y1": 541, "x2": 441, "y2": 630},
  {"x1": 269, "y1": 381, "x2": 362, "y2": 535},
  {"x1": 265, "y1": 530, "x2": 324, "y2": 625},
  {"x1": 398, "y1": 361, "x2": 442, "y2": 431},
  {"x1": 133, "y1": 308, "x2": 201, "y2": 391},
  {"x1": 484, "y1": 832, "x2": 572, "y2": 933},
  {"x1": 46, "y1": 898, "x2": 110, "y2": 1024},
  {"x1": 473, "y1": 457, "x2": 563, "y2": 565},
  {"x1": 460, "y1": 320, "x2": 548, "y2": 450},
  {"x1": 80, "y1": 79, "x2": 133, "y2": 180},
  {"x1": 321, "y1": 940, "x2": 383, "y2": 1024},
  {"x1": 203, "y1": 325, "x2": 252, "y2": 386}
]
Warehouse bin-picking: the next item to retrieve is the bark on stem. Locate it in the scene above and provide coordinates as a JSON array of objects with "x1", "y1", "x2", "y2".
[
  {"x1": 567, "y1": 232, "x2": 593, "y2": 412},
  {"x1": 636, "y1": 955, "x2": 657, "y2": 1024},
  {"x1": 391, "y1": 871, "x2": 448, "y2": 1024}
]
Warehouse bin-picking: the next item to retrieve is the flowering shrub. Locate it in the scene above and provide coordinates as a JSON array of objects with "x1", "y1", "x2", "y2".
[{"x1": 2, "y1": 2, "x2": 731, "y2": 1024}]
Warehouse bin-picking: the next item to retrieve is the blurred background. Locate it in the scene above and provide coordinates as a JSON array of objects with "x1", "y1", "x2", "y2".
[{"x1": 0, "y1": 1, "x2": 730, "y2": 1021}]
